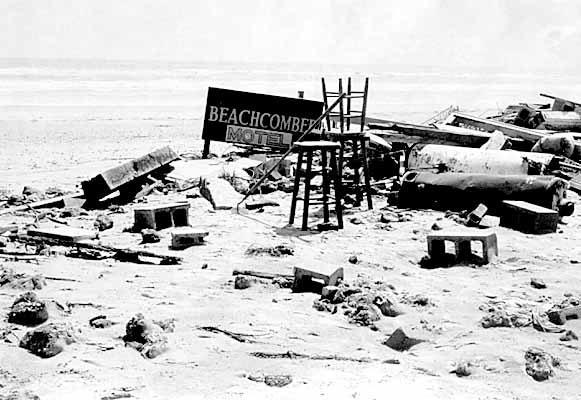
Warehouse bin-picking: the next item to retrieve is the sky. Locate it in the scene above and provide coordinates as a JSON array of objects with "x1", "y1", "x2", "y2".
[{"x1": 1, "y1": 0, "x2": 580, "y2": 70}]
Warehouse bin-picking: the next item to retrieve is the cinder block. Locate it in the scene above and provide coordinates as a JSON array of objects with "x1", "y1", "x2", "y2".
[
  {"x1": 427, "y1": 230, "x2": 498, "y2": 264},
  {"x1": 134, "y1": 202, "x2": 190, "y2": 231},
  {"x1": 292, "y1": 266, "x2": 344, "y2": 294},
  {"x1": 467, "y1": 203, "x2": 487, "y2": 226},
  {"x1": 170, "y1": 228, "x2": 209, "y2": 249},
  {"x1": 547, "y1": 305, "x2": 581, "y2": 325},
  {"x1": 500, "y1": 200, "x2": 558, "y2": 234}
]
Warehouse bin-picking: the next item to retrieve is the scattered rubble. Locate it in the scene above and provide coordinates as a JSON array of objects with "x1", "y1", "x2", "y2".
[
  {"x1": 8, "y1": 292, "x2": 49, "y2": 326},
  {"x1": 0, "y1": 267, "x2": 45, "y2": 290},
  {"x1": 245, "y1": 244, "x2": 294, "y2": 257},
  {"x1": 94, "y1": 214, "x2": 114, "y2": 231},
  {"x1": 19, "y1": 322, "x2": 78, "y2": 358},
  {"x1": 247, "y1": 373, "x2": 293, "y2": 387},
  {"x1": 524, "y1": 347, "x2": 560, "y2": 381},
  {"x1": 123, "y1": 313, "x2": 168, "y2": 359},
  {"x1": 530, "y1": 278, "x2": 547, "y2": 289}
]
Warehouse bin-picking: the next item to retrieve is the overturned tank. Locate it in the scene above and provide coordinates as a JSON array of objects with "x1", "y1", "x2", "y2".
[
  {"x1": 407, "y1": 144, "x2": 556, "y2": 175},
  {"x1": 399, "y1": 171, "x2": 571, "y2": 215}
]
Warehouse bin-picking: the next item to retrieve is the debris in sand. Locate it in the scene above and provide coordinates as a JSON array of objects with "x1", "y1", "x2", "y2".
[
  {"x1": 81, "y1": 146, "x2": 178, "y2": 204},
  {"x1": 27, "y1": 226, "x2": 98, "y2": 243},
  {"x1": 247, "y1": 373, "x2": 292, "y2": 387},
  {"x1": 348, "y1": 255, "x2": 358, "y2": 264},
  {"x1": 13, "y1": 234, "x2": 182, "y2": 265},
  {"x1": 382, "y1": 328, "x2": 425, "y2": 351},
  {"x1": 245, "y1": 244, "x2": 294, "y2": 257},
  {"x1": 531, "y1": 310, "x2": 565, "y2": 333},
  {"x1": 500, "y1": 200, "x2": 559, "y2": 234},
  {"x1": 450, "y1": 361, "x2": 473, "y2": 377},
  {"x1": 89, "y1": 315, "x2": 116, "y2": 329},
  {"x1": 0, "y1": 267, "x2": 45, "y2": 290},
  {"x1": 547, "y1": 296, "x2": 581, "y2": 325},
  {"x1": 140, "y1": 229, "x2": 161, "y2": 244},
  {"x1": 524, "y1": 347, "x2": 560, "y2": 381},
  {"x1": 154, "y1": 318, "x2": 176, "y2": 333},
  {"x1": 559, "y1": 330, "x2": 578, "y2": 341},
  {"x1": 466, "y1": 204, "x2": 488, "y2": 227},
  {"x1": 170, "y1": 228, "x2": 209, "y2": 249},
  {"x1": 123, "y1": 313, "x2": 168, "y2": 359},
  {"x1": 66, "y1": 248, "x2": 113, "y2": 260},
  {"x1": 249, "y1": 350, "x2": 393, "y2": 363},
  {"x1": 245, "y1": 200, "x2": 280, "y2": 210},
  {"x1": 8, "y1": 292, "x2": 49, "y2": 326},
  {"x1": 234, "y1": 275, "x2": 253, "y2": 290},
  {"x1": 292, "y1": 266, "x2": 343, "y2": 294},
  {"x1": 480, "y1": 309, "x2": 531, "y2": 329},
  {"x1": 198, "y1": 326, "x2": 259, "y2": 343},
  {"x1": 530, "y1": 277, "x2": 547, "y2": 289},
  {"x1": 94, "y1": 214, "x2": 114, "y2": 231},
  {"x1": 133, "y1": 202, "x2": 190, "y2": 231},
  {"x1": 19, "y1": 322, "x2": 78, "y2": 358}
]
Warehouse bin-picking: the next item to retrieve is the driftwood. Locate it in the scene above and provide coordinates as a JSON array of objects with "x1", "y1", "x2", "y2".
[
  {"x1": 250, "y1": 350, "x2": 399, "y2": 364},
  {"x1": 0, "y1": 192, "x2": 84, "y2": 216},
  {"x1": 232, "y1": 269, "x2": 293, "y2": 280},
  {"x1": 198, "y1": 326, "x2": 261, "y2": 343},
  {"x1": 11, "y1": 234, "x2": 182, "y2": 265}
]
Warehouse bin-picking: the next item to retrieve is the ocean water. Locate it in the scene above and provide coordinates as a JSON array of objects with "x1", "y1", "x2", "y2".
[{"x1": 3, "y1": 58, "x2": 581, "y2": 124}]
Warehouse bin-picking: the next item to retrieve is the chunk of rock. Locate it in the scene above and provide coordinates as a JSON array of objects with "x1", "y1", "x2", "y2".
[
  {"x1": 321, "y1": 285, "x2": 339, "y2": 301},
  {"x1": 123, "y1": 313, "x2": 168, "y2": 359},
  {"x1": 154, "y1": 318, "x2": 176, "y2": 333},
  {"x1": 19, "y1": 322, "x2": 77, "y2": 358},
  {"x1": 530, "y1": 278, "x2": 547, "y2": 289},
  {"x1": 234, "y1": 275, "x2": 253, "y2": 290},
  {"x1": 451, "y1": 361, "x2": 473, "y2": 377},
  {"x1": 8, "y1": 292, "x2": 49, "y2": 326},
  {"x1": 348, "y1": 255, "x2": 358, "y2": 264},
  {"x1": 373, "y1": 295, "x2": 404, "y2": 317},
  {"x1": 94, "y1": 214, "x2": 114, "y2": 231},
  {"x1": 382, "y1": 327, "x2": 425, "y2": 351},
  {"x1": 141, "y1": 229, "x2": 161, "y2": 244},
  {"x1": 524, "y1": 347, "x2": 559, "y2": 381},
  {"x1": 245, "y1": 244, "x2": 294, "y2": 257},
  {"x1": 247, "y1": 373, "x2": 293, "y2": 387}
]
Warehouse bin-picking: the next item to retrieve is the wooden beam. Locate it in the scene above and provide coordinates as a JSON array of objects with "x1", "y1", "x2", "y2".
[{"x1": 81, "y1": 146, "x2": 179, "y2": 201}]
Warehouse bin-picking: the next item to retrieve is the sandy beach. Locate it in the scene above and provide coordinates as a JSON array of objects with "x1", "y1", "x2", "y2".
[{"x1": 2, "y1": 59, "x2": 581, "y2": 399}]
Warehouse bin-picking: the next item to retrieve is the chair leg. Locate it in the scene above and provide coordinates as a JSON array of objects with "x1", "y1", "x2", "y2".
[
  {"x1": 330, "y1": 151, "x2": 343, "y2": 229},
  {"x1": 352, "y1": 139, "x2": 361, "y2": 206},
  {"x1": 302, "y1": 151, "x2": 313, "y2": 231},
  {"x1": 361, "y1": 138, "x2": 373, "y2": 209},
  {"x1": 289, "y1": 151, "x2": 303, "y2": 225},
  {"x1": 321, "y1": 150, "x2": 330, "y2": 223}
]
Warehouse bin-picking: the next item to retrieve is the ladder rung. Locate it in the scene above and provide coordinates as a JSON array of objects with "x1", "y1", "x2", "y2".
[
  {"x1": 345, "y1": 94, "x2": 365, "y2": 99},
  {"x1": 324, "y1": 92, "x2": 341, "y2": 96}
]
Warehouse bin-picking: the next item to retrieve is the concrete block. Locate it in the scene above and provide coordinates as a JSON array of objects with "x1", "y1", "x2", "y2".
[
  {"x1": 547, "y1": 305, "x2": 581, "y2": 325},
  {"x1": 170, "y1": 228, "x2": 209, "y2": 249},
  {"x1": 292, "y1": 266, "x2": 344, "y2": 294},
  {"x1": 467, "y1": 203, "x2": 487, "y2": 226},
  {"x1": 427, "y1": 229, "x2": 498, "y2": 264},
  {"x1": 500, "y1": 200, "x2": 558, "y2": 234},
  {"x1": 134, "y1": 202, "x2": 190, "y2": 231}
]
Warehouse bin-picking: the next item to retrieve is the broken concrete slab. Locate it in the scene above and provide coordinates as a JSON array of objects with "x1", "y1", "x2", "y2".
[
  {"x1": 467, "y1": 204, "x2": 488, "y2": 227},
  {"x1": 27, "y1": 226, "x2": 97, "y2": 243},
  {"x1": 500, "y1": 200, "x2": 558, "y2": 234},
  {"x1": 199, "y1": 177, "x2": 243, "y2": 210},
  {"x1": 82, "y1": 146, "x2": 179, "y2": 201},
  {"x1": 292, "y1": 266, "x2": 344, "y2": 294}
]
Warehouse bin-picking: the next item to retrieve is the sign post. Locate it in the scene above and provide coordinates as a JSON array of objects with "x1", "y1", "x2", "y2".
[{"x1": 201, "y1": 87, "x2": 324, "y2": 158}]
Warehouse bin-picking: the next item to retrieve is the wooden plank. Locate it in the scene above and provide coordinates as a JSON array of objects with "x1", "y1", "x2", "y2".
[
  {"x1": 446, "y1": 112, "x2": 547, "y2": 143},
  {"x1": 27, "y1": 227, "x2": 97, "y2": 242},
  {"x1": 0, "y1": 192, "x2": 84, "y2": 216},
  {"x1": 368, "y1": 120, "x2": 493, "y2": 147},
  {"x1": 81, "y1": 146, "x2": 179, "y2": 200}
]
